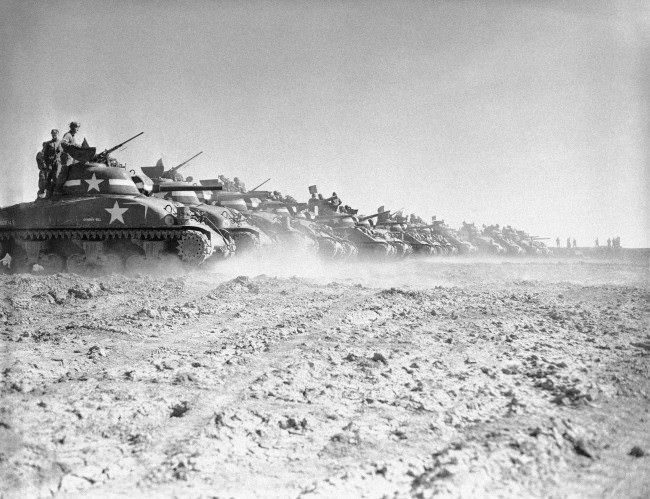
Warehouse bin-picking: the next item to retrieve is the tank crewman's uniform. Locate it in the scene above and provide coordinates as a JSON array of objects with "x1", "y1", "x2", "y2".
[
  {"x1": 37, "y1": 129, "x2": 61, "y2": 198},
  {"x1": 233, "y1": 177, "x2": 246, "y2": 193},
  {"x1": 54, "y1": 122, "x2": 80, "y2": 194},
  {"x1": 307, "y1": 193, "x2": 318, "y2": 213},
  {"x1": 42, "y1": 132, "x2": 61, "y2": 197},
  {"x1": 36, "y1": 151, "x2": 47, "y2": 198}
]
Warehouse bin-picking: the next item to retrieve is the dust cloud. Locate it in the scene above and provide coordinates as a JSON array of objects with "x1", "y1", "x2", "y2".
[{"x1": 205, "y1": 252, "x2": 650, "y2": 290}]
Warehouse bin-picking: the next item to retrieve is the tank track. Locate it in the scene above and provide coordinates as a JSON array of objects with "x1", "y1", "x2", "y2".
[
  {"x1": 0, "y1": 227, "x2": 214, "y2": 273},
  {"x1": 0, "y1": 227, "x2": 204, "y2": 241}
]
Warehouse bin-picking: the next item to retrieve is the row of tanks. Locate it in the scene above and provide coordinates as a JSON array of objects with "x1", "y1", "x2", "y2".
[{"x1": 0, "y1": 134, "x2": 550, "y2": 274}]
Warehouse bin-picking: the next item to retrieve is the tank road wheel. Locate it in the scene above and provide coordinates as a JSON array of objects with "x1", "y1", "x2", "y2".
[
  {"x1": 318, "y1": 237, "x2": 338, "y2": 260},
  {"x1": 345, "y1": 243, "x2": 359, "y2": 260},
  {"x1": 177, "y1": 231, "x2": 212, "y2": 266},
  {"x1": 232, "y1": 232, "x2": 259, "y2": 255},
  {"x1": 385, "y1": 243, "x2": 397, "y2": 259}
]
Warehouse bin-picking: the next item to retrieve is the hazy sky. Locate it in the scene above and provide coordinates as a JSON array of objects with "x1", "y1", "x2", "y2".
[{"x1": 1, "y1": 0, "x2": 648, "y2": 246}]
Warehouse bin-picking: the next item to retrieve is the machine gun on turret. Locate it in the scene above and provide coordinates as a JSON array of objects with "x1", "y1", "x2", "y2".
[
  {"x1": 161, "y1": 151, "x2": 203, "y2": 179},
  {"x1": 94, "y1": 132, "x2": 144, "y2": 165},
  {"x1": 140, "y1": 151, "x2": 203, "y2": 180},
  {"x1": 58, "y1": 132, "x2": 144, "y2": 166}
]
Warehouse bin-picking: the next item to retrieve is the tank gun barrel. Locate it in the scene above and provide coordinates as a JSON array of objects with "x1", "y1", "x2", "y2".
[
  {"x1": 375, "y1": 220, "x2": 404, "y2": 226},
  {"x1": 358, "y1": 210, "x2": 390, "y2": 222},
  {"x1": 250, "y1": 178, "x2": 271, "y2": 192},
  {"x1": 95, "y1": 132, "x2": 144, "y2": 162},
  {"x1": 169, "y1": 151, "x2": 203, "y2": 173},
  {"x1": 212, "y1": 190, "x2": 271, "y2": 199},
  {"x1": 152, "y1": 184, "x2": 223, "y2": 193}
]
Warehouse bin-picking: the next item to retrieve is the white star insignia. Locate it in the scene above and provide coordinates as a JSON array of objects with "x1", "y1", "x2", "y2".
[
  {"x1": 84, "y1": 173, "x2": 104, "y2": 193},
  {"x1": 105, "y1": 201, "x2": 129, "y2": 225}
]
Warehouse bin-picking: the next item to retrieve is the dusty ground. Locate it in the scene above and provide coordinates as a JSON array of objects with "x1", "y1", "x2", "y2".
[{"x1": 1, "y1": 257, "x2": 649, "y2": 498}]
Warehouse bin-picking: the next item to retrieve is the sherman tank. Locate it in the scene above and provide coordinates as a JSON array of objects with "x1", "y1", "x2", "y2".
[
  {"x1": 317, "y1": 213, "x2": 395, "y2": 260},
  {"x1": 300, "y1": 193, "x2": 393, "y2": 260},
  {"x1": 392, "y1": 225, "x2": 437, "y2": 256},
  {"x1": 483, "y1": 225, "x2": 525, "y2": 255},
  {"x1": 241, "y1": 199, "x2": 319, "y2": 254},
  {"x1": 291, "y1": 215, "x2": 358, "y2": 260},
  {"x1": 140, "y1": 157, "x2": 272, "y2": 255},
  {"x1": 0, "y1": 138, "x2": 228, "y2": 274},
  {"x1": 458, "y1": 222, "x2": 506, "y2": 255}
]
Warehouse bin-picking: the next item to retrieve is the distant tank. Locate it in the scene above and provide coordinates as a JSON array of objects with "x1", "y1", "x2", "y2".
[
  {"x1": 419, "y1": 219, "x2": 475, "y2": 255},
  {"x1": 276, "y1": 203, "x2": 358, "y2": 260},
  {"x1": 140, "y1": 156, "x2": 272, "y2": 255},
  {"x1": 196, "y1": 183, "x2": 321, "y2": 255},
  {"x1": 483, "y1": 225, "x2": 525, "y2": 255},
  {"x1": 0, "y1": 137, "x2": 226, "y2": 274},
  {"x1": 243, "y1": 199, "x2": 319, "y2": 254},
  {"x1": 315, "y1": 213, "x2": 394, "y2": 259},
  {"x1": 458, "y1": 222, "x2": 506, "y2": 255}
]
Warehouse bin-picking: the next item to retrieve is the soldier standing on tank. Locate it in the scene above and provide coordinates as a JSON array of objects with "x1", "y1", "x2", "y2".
[
  {"x1": 308, "y1": 193, "x2": 318, "y2": 213},
  {"x1": 36, "y1": 129, "x2": 60, "y2": 199},
  {"x1": 53, "y1": 121, "x2": 80, "y2": 195},
  {"x1": 36, "y1": 151, "x2": 47, "y2": 199}
]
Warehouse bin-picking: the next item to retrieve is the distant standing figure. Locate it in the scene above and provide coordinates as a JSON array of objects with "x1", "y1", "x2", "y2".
[
  {"x1": 595, "y1": 238, "x2": 599, "y2": 247},
  {"x1": 607, "y1": 238, "x2": 611, "y2": 248},
  {"x1": 566, "y1": 237, "x2": 571, "y2": 248},
  {"x1": 556, "y1": 237, "x2": 560, "y2": 247},
  {"x1": 572, "y1": 239, "x2": 576, "y2": 248}
]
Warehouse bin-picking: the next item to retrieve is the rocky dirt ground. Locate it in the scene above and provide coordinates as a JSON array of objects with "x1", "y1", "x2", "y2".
[{"x1": 1, "y1": 257, "x2": 648, "y2": 498}]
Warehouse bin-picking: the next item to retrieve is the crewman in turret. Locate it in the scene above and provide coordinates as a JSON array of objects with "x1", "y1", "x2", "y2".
[
  {"x1": 62, "y1": 121, "x2": 80, "y2": 147},
  {"x1": 307, "y1": 193, "x2": 318, "y2": 212},
  {"x1": 233, "y1": 177, "x2": 246, "y2": 193}
]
